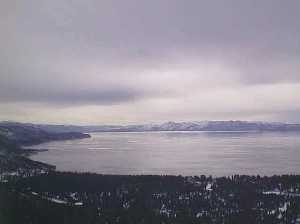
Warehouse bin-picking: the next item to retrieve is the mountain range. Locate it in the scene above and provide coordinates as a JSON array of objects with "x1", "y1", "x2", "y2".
[{"x1": 2, "y1": 120, "x2": 300, "y2": 133}]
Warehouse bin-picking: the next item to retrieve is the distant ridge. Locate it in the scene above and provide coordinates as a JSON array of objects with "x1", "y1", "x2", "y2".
[
  {"x1": 2, "y1": 121, "x2": 300, "y2": 133},
  {"x1": 0, "y1": 121, "x2": 90, "y2": 147}
]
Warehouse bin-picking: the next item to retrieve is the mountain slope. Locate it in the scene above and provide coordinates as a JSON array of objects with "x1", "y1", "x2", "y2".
[
  {"x1": 0, "y1": 122, "x2": 90, "y2": 147},
  {"x1": 0, "y1": 133, "x2": 20, "y2": 154}
]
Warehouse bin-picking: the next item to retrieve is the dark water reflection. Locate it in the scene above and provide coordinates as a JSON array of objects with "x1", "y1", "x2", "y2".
[{"x1": 29, "y1": 131, "x2": 300, "y2": 176}]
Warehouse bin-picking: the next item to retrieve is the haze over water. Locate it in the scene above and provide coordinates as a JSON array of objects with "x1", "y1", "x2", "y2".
[{"x1": 29, "y1": 132, "x2": 300, "y2": 177}]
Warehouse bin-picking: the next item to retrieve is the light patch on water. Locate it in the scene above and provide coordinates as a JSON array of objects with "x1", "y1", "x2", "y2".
[{"x1": 29, "y1": 132, "x2": 300, "y2": 176}]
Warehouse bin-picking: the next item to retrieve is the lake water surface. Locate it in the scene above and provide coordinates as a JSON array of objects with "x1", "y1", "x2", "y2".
[{"x1": 29, "y1": 132, "x2": 300, "y2": 176}]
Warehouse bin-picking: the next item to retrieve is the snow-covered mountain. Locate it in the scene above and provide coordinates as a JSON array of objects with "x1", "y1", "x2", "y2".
[
  {"x1": 117, "y1": 121, "x2": 300, "y2": 132},
  {"x1": 4, "y1": 120, "x2": 299, "y2": 133}
]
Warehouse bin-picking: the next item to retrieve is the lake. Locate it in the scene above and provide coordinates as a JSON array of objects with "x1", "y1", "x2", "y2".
[{"x1": 29, "y1": 131, "x2": 300, "y2": 176}]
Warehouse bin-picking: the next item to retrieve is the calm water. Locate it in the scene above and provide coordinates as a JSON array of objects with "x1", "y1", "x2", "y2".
[{"x1": 29, "y1": 132, "x2": 300, "y2": 176}]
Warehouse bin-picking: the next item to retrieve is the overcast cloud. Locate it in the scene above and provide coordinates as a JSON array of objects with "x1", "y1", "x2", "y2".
[{"x1": 1, "y1": 0, "x2": 300, "y2": 124}]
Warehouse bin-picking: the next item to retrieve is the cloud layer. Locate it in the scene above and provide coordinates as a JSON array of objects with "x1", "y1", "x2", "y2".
[{"x1": 1, "y1": 0, "x2": 300, "y2": 124}]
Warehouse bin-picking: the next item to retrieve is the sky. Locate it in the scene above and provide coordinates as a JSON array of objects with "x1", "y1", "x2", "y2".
[{"x1": 0, "y1": 0, "x2": 300, "y2": 125}]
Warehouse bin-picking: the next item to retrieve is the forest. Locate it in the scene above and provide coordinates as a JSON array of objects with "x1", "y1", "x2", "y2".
[{"x1": 1, "y1": 167, "x2": 300, "y2": 224}]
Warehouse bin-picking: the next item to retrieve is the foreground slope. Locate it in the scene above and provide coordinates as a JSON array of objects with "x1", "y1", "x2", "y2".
[{"x1": 1, "y1": 173, "x2": 300, "y2": 224}]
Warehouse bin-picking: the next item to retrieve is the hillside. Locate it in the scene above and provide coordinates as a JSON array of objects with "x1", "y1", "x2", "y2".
[
  {"x1": 0, "y1": 122, "x2": 90, "y2": 147},
  {"x1": 0, "y1": 122, "x2": 90, "y2": 156},
  {"x1": 0, "y1": 134, "x2": 20, "y2": 154}
]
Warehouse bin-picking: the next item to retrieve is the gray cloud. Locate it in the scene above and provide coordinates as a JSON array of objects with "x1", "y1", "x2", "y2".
[
  {"x1": 0, "y1": 85, "x2": 143, "y2": 105},
  {"x1": 1, "y1": 0, "x2": 300, "y2": 123}
]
